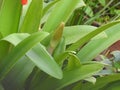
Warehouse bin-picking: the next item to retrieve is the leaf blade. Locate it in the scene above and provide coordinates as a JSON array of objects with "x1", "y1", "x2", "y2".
[
  {"x1": 43, "y1": 0, "x2": 85, "y2": 33},
  {"x1": 0, "y1": 31, "x2": 49, "y2": 80},
  {"x1": 67, "y1": 20, "x2": 120, "y2": 51},
  {"x1": 77, "y1": 23, "x2": 120, "y2": 62},
  {"x1": 1, "y1": 32, "x2": 63, "y2": 79},
  {"x1": 20, "y1": 0, "x2": 43, "y2": 33}
]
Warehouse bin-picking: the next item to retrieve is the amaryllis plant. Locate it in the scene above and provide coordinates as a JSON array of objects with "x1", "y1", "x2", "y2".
[{"x1": 0, "y1": 0, "x2": 120, "y2": 90}]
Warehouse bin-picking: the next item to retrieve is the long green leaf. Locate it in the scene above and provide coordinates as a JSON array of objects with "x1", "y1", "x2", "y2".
[
  {"x1": 42, "y1": 0, "x2": 60, "y2": 17},
  {"x1": 77, "y1": 23, "x2": 120, "y2": 62},
  {"x1": 42, "y1": 0, "x2": 85, "y2": 33},
  {"x1": 3, "y1": 56, "x2": 34, "y2": 90},
  {"x1": 2, "y1": 33, "x2": 29, "y2": 45},
  {"x1": 0, "y1": 31, "x2": 49, "y2": 80},
  {"x1": 33, "y1": 63, "x2": 103, "y2": 90},
  {"x1": 20, "y1": 0, "x2": 43, "y2": 33},
  {"x1": 2, "y1": 32, "x2": 63, "y2": 79},
  {"x1": 27, "y1": 44, "x2": 63, "y2": 79},
  {"x1": 0, "y1": 0, "x2": 22, "y2": 61},
  {"x1": 41, "y1": 0, "x2": 60, "y2": 24},
  {"x1": 0, "y1": 0, "x2": 22, "y2": 36},
  {"x1": 81, "y1": 74, "x2": 120, "y2": 90},
  {"x1": 63, "y1": 25, "x2": 97, "y2": 45},
  {"x1": 67, "y1": 20, "x2": 120, "y2": 51},
  {"x1": 101, "y1": 80, "x2": 120, "y2": 90},
  {"x1": 54, "y1": 51, "x2": 76, "y2": 66},
  {"x1": 57, "y1": 63, "x2": 103, "y2": 89}
]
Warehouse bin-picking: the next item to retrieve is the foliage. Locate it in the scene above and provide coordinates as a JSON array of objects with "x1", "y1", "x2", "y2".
[
  {"x1": 66, "y1": 0, "x2": 120, "y2": 25},
  {"x1": 0, "y1": 0, "x2": 120, "y2": 90}
]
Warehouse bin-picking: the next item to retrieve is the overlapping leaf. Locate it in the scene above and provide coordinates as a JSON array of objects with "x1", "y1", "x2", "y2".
[
  {"x1": 0, "y1": 32, "x2": 49, "y2": 80},
  {"x1": 67, "y1": 20, "x2": 120, "y2": 51},
  {"x1": 33, "y1": 63, "x2": 103, "y2": 90},
  {"x1": 1, "y1": 32, "x2": 62, "y2": 80},
  {"x1": 0, "y1": 0, "x2": 22, "y2": 61},
  {"x1": 77, "y1": 23, "x2": 120, "y2": 62},
  {"x1": 20, "y1": 0, "x2": 43, "y2": 33},
  {"x1": 43, "y1": 0, "x2": 85, "y2": 33}
]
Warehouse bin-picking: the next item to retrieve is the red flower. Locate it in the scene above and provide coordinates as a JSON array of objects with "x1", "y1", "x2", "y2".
[{"x1": 21, "y1": 0, "x2": 28, "y2": 5}]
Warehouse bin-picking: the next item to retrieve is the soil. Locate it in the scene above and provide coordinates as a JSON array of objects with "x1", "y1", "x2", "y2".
[{"x1": 102, "y1": 40, "x2": 120, "y2": 58}]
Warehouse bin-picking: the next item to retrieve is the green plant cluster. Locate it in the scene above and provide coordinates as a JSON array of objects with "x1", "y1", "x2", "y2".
[{"x1": 0, "y1": 0, "x2": 120, "y2": 90}]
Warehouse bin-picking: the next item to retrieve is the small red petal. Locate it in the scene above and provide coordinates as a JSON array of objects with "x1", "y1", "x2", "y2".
[{"x1": 21, "y1": 0, "x2": 28, "y2": 5}]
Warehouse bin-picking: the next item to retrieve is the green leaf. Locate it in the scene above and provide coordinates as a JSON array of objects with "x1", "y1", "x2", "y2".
[
  {"x1": 0, "y1": 33, "x2": 30, "y2": 60},
  {"x1": 0, "y1": 0, "x2": 22, "y2": 36},
  {"x1": 0, "y1": 0, "x2": 22, "y2": 61},
  {"x1": 54, "y1": 51, "x2": 76, "y2": 66},
  {"x1": 26, "y1": 69, "x2": 49, "y2": 90},
  {"x1": 63, "y1": 25, "x2": 107, "y2": 45},
  {"x1": 2, "y1": 32, "x2": 63, "y2": 79},
  {"x1": 63, "y1": 25, "x2": 97, "y2": 45},
  {"x1": 41, "y1": 0, "x2": 60, "y2": 23},
  {"x1": 67, "y1": 20, "x2": 120, "y2": 51},
  {"x1": 35, "y1": 63, "x2": 103, "y2": 90},
  {"x1": 77, "y1": 23, "x2": 120, "y2": 62},
  {"x1": 3, "y1": 56, "x2": 34, "y2": 90},
  {"x1": 0, "y1": 31, "x2": 49, "y2": 80},
  {"x1": 19, "y1": 0, "x2": 32, "y2": 26},
  {"x1": 42, "y1": 0, "x2": 60, "y2": 17},
  {"x1": 43, "y1": 0, "x2": 85, "y2": 33},
  {"x1": 81, "y1": 74, "x2": 120, "y2": 90},
  {"x1": 26, "y1": 44, "x2": 63, "y2": 79},
  {"x1": 101, "y1": 80, "x2": 120, "y2": 90},
  {"x1": 63, "y1": 53, "x2": 81, "y2": 71},
  {"x1": 20, "y1": 0, "x2": 43, "y2": 33},
  {"x1": 2, "y1": 33, "x2": 29, "y2": 45},
  {"x1": 57, "y1": 63, "x2": 103, "y2": 89}
]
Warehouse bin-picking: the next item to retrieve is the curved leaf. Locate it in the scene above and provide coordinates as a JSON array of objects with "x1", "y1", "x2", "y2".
[
  {"x1": 3, "y1": 56, "x2": 34, "y2": 90},
  {"x1": 43, "y1": 0, "x2": 85, "y2": 33},
  {"x1": 0, "y1": 0, "x2": 22, "y2": 61},
  {"x1": 27, "y1": 44, "x2": 63, "y2": 79},
  {"x1": 20, "y1": 0, "x2": 43, "y2": 33},
  {"x1": 0, "y1": 0, "x2": 22, "y2": 36},
  {"x1": 67, "y1": 20, "x2": 120, "y2": 51},
  {"x1": 1, "y1": 32, "x2": 63, "y2": 79},
  {"x1": 0, "y1": 31, "x2": 49, "y2": 80},
  {"x1": 42, "y1": 0, "x2": 60, "y2": 17},
  {"x1": 77, "y1": 23, "x2": 120, "y2": 62},
  {"x1": 63, "y1": 25, "x2": 97, "y2": 45},
  {"x1": 34, "y1": 63, "x2": 103, "y2": 90},
  {"x1": 81, "y1": 74, "x2": 120, "y2": 90}
]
